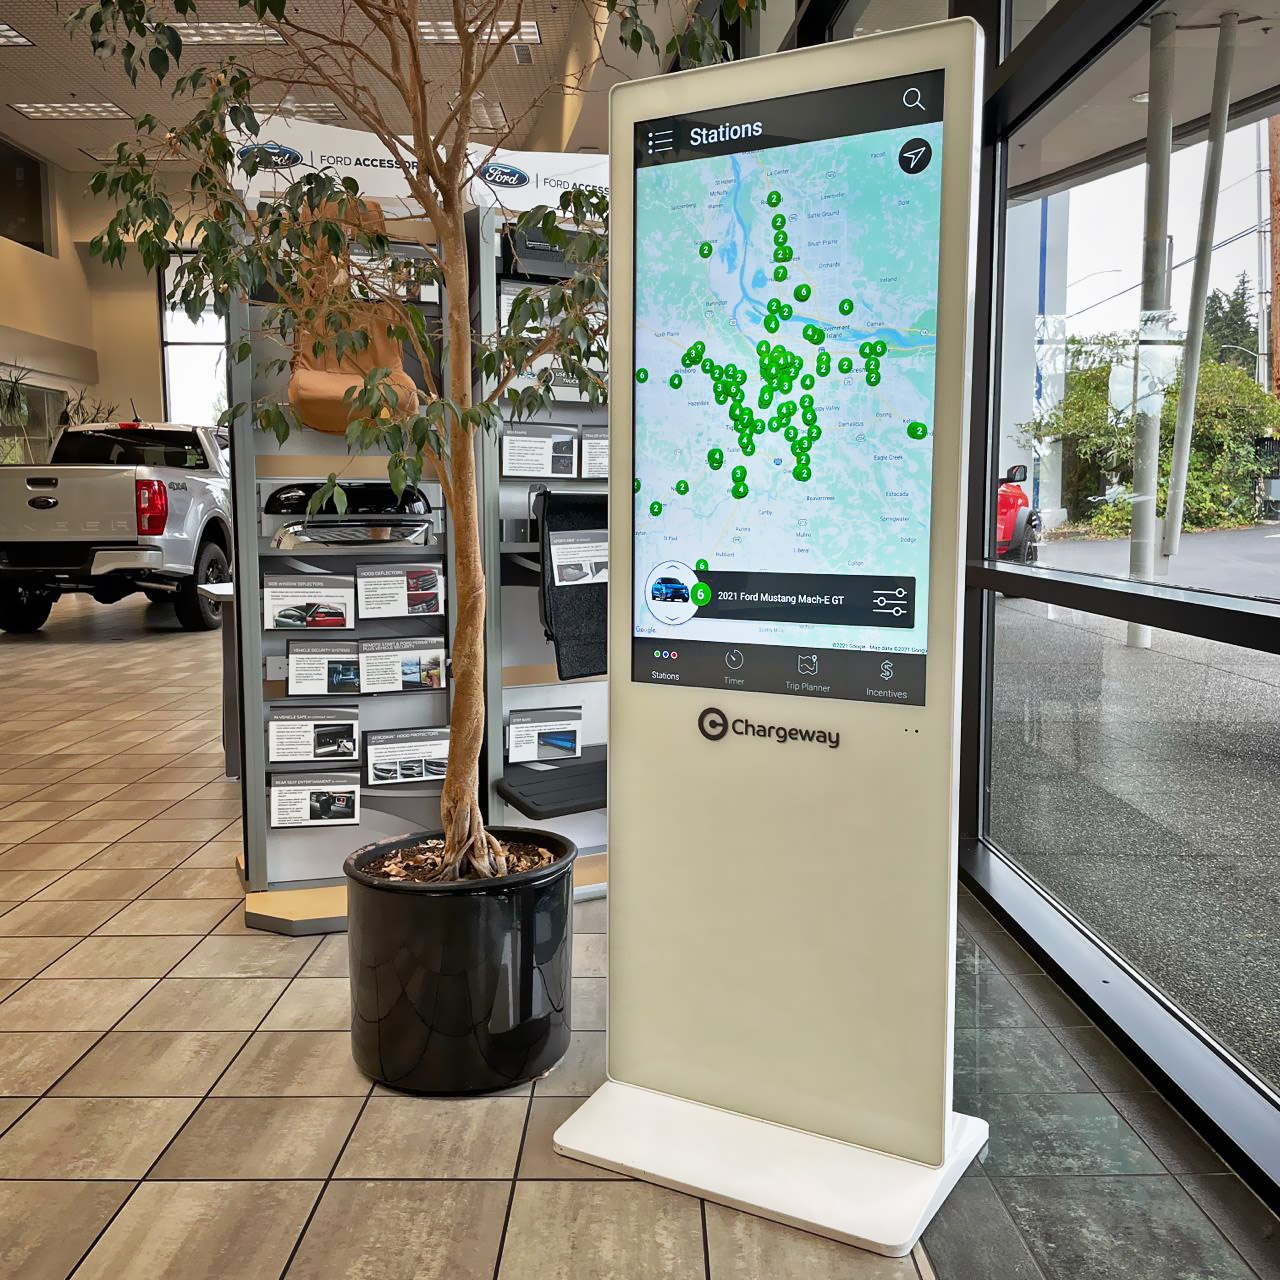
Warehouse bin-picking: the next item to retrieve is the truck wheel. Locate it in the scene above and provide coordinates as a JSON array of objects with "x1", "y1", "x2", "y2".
[
  {"x1": 175, "y1": 542, "x2": 228, "y2": 631},
  {"x1": 0, "y1": 586, "x2": 55, "y2": 634}
]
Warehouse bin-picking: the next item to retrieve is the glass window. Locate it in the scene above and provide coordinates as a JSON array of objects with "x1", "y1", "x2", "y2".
[
  {"x1": 0, "y1": 376, "x2": 67, "y2": 463},
  {"x1": 996, "y1": 19, "x2": 1280, "y2": 602},
  {"x1": 0, "y1": 137, "x2": 50, "y2": 255},
  {"x1": 50, "y1": 426, "x2": 208, "y2": 468},
  {"x1": 828, "y1": 0, "x2": 946, "y2": 43},
  {"x1": 987, "y1": 596, "x2": 1280, "y2": 1093},
  {"x1": 1007, "y1": 0, "x2": 1063, "y2": 54},
  {"x1": 160, "y1": 253, "x2": 229, "y2": 426}
]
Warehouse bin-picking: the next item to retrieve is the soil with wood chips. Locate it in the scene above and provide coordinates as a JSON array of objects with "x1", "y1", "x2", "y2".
[{"x1": 362, "y1": 837, "x2": 559, "y2": 883}]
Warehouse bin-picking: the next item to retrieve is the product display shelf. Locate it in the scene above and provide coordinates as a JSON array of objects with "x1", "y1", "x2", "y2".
[{"x1": 468, "y1": 207, "x2": 610, "y2": 892}]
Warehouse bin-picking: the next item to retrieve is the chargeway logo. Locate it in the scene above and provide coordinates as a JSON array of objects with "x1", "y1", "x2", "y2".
[{"x1": 698, "y1": 707, "x2": 839, "y2": 749}]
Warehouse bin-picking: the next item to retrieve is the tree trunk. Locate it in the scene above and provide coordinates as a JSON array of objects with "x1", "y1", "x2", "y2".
[{"x1": 436, "y1": 200, "x2": 505, "y2": 880}]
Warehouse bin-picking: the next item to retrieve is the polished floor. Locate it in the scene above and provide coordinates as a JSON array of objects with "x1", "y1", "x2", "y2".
[{"x1": 0, "y1": 596, "x2": 1277, "y2": 1279}]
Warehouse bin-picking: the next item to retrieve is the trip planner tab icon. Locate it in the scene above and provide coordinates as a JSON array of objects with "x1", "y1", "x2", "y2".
[{"x1": 646, "y1": 128, "x2": 674, "y2": 156}]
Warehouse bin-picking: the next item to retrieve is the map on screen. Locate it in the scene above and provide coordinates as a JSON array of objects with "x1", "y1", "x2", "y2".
[{"x1": 631, "y1": 75, "x2": 945, "y2": 704}]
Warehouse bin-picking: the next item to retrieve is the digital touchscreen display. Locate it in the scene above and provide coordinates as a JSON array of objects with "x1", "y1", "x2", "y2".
[{"x1": 631, "y1": 72, "x2": 944, "y2": 705}]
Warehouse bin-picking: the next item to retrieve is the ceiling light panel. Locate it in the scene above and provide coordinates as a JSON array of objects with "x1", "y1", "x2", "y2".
[
  {"x1": 11, "y1": 102, "x2": 129, "y2": 119},
  {"x1": 168, "y1": 21, "x2": 284, "y2": 44},
  {"x1": 418, "y1": 19, "x2": 541, "y2": 43},
  {"x1": 252, "y1": 101, "x2": 347, "y2": 124},
  {"x1": 0, "y1": 23, "x2": 33, "y2": 45}
]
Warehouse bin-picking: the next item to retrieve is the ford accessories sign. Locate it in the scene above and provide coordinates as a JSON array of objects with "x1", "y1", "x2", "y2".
[
  {"x1": 479, "y1": 161, "x2": 530, "y2": 189},
  {"x1": 238, "y1": 141, "x2": 303, "y2": 170}
]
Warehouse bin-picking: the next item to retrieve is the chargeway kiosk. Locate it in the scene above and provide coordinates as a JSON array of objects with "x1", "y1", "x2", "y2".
[{"x1": 554, "y1": 19, "x2": 985, "y2": 1256}]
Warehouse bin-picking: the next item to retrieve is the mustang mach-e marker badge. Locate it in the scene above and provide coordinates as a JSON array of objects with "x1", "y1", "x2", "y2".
[
  {"x1": 237, "y1": 141, "x2": 303, "y2": 169},
  {"x1": 479, "y1": 161, "x2": 530, "y2": 189}
]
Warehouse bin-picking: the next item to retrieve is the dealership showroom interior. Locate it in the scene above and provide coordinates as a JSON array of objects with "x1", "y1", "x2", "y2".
[{"x1": 3, "y1": 0, "x2": 1280, "y2": 1276}]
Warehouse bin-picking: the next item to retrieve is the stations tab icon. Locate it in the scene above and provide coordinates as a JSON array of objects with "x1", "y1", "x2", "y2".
[{"x1": 646, "y1": 127, "x2": 674, "y2": 157}]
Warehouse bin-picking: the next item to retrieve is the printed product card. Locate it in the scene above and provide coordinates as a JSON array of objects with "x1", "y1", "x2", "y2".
[
  {"x1": 264, "y1": 575, "x2": 355, "y2": 631},
  {"x1": 501, "y1": 424, "x2": 579, "y2": 478},
  {"x1": 269, "y1": 771, "x2": 360, "y2": 827},
  {"x1": 286, "y1": 641, "x2": 360, "y2": 695},
  {"x1": 549, "y1": 530, "x2": 608, "y2": 586},
  {"x1": 508, "y1": 707, "x2": 584, "y2": 763},
  {"x1": 580, "y1": 426, "x2": 609, "y2": 479},
  {"x1": 365, "y1": 727, "x2": 450, "y2": 785},
  {"x1": 358, "y1": 636, "x2": 447, "y2": 694},
  {"x1": 267, "y1": 707, "x2": 359, "y2": 763},
  {"x1": 356, "y1": 562, "x2": 445, "y2": 619}
]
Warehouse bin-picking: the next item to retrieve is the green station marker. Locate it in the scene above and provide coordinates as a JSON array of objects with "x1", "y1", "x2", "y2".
[
  {"x1": 732, "y1": 481, "x2": 749, "y2": 499},
  {"x1": 731, "y1": 465, "x2": 747, "y2": 482},
  {"x1": 676, "y1": 479, "x2": 689, "y2": 495},
  {"x1": 771, "y1": 213, "x2": 786, "y2": 230},
  {"x1": 634, "y1": 478, "x2": 641, "y2": 492},
  {"x1": 636, "y1": 368, "x2": 648, "y2": 382},
  {"x1": 793, "y1": 283, "x2": 811, "y2": 302},
  {"x1": 649, "y1": 500, "x2": 662, "y2": 516},
  {"x1": 669, "y1": 373, "x2": 683, "y2": 389},
  {"x1": 838, "y1": 356, "x2": 853, "y2": 373},
  {"x1": 774, "y1": 266, "x2": 788, "y2": 282},
  {"x1": 839, "y1": 298, "x2": 854, "y2": 315},
  {"x1": 767, "y1": 190, "x2": 782, "y2": 207},
  {"x1": 699, "y1": 241, "x2": 713, "y2": 258},
  {"x1": 691, "y1": 581, "x2": 712, "y2": 606},
  {"x1": 695, "y1": 558, "x2": 709, "y2": 571},
  {"x1": 707, "y1": 447, "x2": 724, "y2": 469},
  {"x1": 907, "y1": 421, "x2": 928, "y2": 440}
]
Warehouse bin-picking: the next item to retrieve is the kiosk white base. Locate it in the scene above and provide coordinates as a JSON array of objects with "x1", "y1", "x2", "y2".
[{"x1": 554, "y1": 1081, "x2": 988, "y2": 1258}]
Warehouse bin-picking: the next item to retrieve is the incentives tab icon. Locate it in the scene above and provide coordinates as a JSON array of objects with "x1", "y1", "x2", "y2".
[{"x1": 646, "y1": 127, "x2": 674, "y2": 156}]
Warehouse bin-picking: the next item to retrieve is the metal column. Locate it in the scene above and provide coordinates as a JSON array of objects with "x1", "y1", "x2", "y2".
[
  {"x1": 1127, "y1": 10, "x2": 1176, "y2": 648},
  {"x1": 1163, "y1": 12, "x2": 1238, "y2": 561}
]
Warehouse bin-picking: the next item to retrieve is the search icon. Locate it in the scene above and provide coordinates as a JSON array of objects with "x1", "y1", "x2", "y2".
[{"x1": 903, "y1": 87, "x2": 925, "y2": 111}]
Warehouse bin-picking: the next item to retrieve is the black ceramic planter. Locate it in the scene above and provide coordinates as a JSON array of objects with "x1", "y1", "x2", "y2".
[{"x1": 344, "y1": 827, "x2": 577, "y2": 1094}]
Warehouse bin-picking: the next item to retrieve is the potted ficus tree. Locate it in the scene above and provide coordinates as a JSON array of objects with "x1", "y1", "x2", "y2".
[{"x1": 67, "y1": 0, "x2": 757, "y2": 1092}]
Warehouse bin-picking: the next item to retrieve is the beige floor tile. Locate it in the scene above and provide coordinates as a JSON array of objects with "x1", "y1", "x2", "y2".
[
  {"x1": 71, "y1": 768, "x2": 157, "y2": 783},
  {"x1": 0, "y1": 1181, "x2": 134, "y2": 1280},
  {"x1": 337, "y1": 1096, "x2": 527, "y2": 1179},
  {"x1": 213, "y1": 1031, "x2": 372, "y2": 1096},
  {"x1": 536, "y1": 1031, "x2": 606, "y2": 1097},
  {"x1": 183, "y1": 839, "x2": 243, "y2": 868},
  {"x1": 0, "y1": 821, "x2": 56, "y2": 843},
  {"x1": 0, "y1": 799, "x2": 88, "y2": 821},
  {"x1": 172, "y1": 933, "x2": 317, "y2": 978},
  {"x1": 32, "y1": 783, "x2": 127, "y2": 803},
  {"x1": 41, "y1": 934, "x2": 201, "y2": 979},
  {"x1": 142, "y1": 865, "x2": 245, "y2": 899},
  {"x1": 0, "y1": 1096, "x2": 33, "y2": 1130},
  {"x1": 52, "y1": 1030, "x2": 248, "y2": 1096},
  {"x1": 152, "y1": 1095, "x2": 362, "y2": 1179},
  {"x1": 111, "y1": 782, "x2": 203, "y2": 801},
  {"x1": 0, "y1": 899, "x2": 125, "y2": 936},
  {"x1": 189, "y1": 781, "x2": 241, "y2": 800},
  {"x1": 703, "y1": 1201, "x2": 917, "y2": 1278},
  {"x1": 286, "y1": 1180, "x2": 508, "y2": 1280},
  {"x1": 0, "y1": 935, "x2": 79, "y2": 978},
  {"x1": 94, "y1": 897, "x2": 240, "y2": 935},
  {"x1": 161, "y1": 798, "x2": 242, "y2": 820},
  {"x1": 74, "y1": 799, "x2": 175, "y2": 821},
  {"x1": 0, "y1": 784, "x2": 37, "y2": 802},
  {"x1": 211, "y1": 906, "x2": 260, "y2": 935},
  {"x1": 0, "y1": 1095, "x2": 196, "y2": 1177},
  {"x1": 84, "y1": 841, "x2": 200, "y2": 869},
  {"x1": 298, "y1": 932, "x2": 349, "y2": 977},
  {"x1": 574, "y1": 897, "x2": 608, "y2": 933},
  {"x1": 0, "y1": 978, "x2": 20, "y2": 1001},
  {"x1": 0, "y1": 868, "x2": 65, "y2": 899},
  {"x1": 32, "y1": 867, "x2": 168, "y2": 901},
  {"x1": 519, "y1": 1097, "x2": 629, "y2": 1180},
  {"x1": 118, "y1": 977, "x2": 289, "y2": 1031},
  {"x1": 573, "y1": 933, "x2": 608, "y2": 977},
  {"x1": 0, "y1": 978, "x2": 155, "y2": 1031},
  {"x1": 500, "y1": 1181, "x2": 705, "y2": 1280},
  {"x1": 26, "y1": 818, "x2": 145, "y2": 843},
  {"x1": 572, "y1": 977, "x2": 606, "y2": 1031},
  {"x1": 75, "y1": 1180, "x2": 319, "y2": 1280},
  {"x1": 126, "y1": 817, "x2": 235, "y2": 843},
  {"x1": 0, "y1": 841, "x2": 108, "y2": 870},
  {"x1": 261, "y1": 977, "x2": 351, "y2": 1031},
  {"x1": 140, "y1": 767, "x2": 224, "y2": 783},
  {"x1": 0, "y1": 1032, "x2": 100, "y2": 1094}
]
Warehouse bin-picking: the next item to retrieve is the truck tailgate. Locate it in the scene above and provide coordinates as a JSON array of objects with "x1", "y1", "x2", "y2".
[{"x1": 0, "y1": 466, "x2": 138, "y2": 540}]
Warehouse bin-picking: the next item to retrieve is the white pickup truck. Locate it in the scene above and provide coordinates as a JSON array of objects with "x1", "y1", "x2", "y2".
[{"x1": 0, "y1": 422, "x2": 233, "y2": 633}]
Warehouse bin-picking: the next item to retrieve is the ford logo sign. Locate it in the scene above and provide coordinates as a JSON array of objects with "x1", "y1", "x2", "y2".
[
  {"x1": 479, "y1": 161, "x2": 530, "y2": 190},
  {"x1": 237, "y1": 141, "x2": 303, "y2": 170},
  {"x1": 28, "y1": 496, "x2": 58, "y2": 510}
]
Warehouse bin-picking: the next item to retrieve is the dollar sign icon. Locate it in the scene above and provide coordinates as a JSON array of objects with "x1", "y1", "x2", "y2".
[{"x1": 880, "y1": 660, "x2": 894, "y2": 681}]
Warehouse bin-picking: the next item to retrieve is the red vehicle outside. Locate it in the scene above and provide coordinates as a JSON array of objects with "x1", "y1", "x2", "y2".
[{"x1": 995, "y1": 464, "x2": 1039, "y2": 563}]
